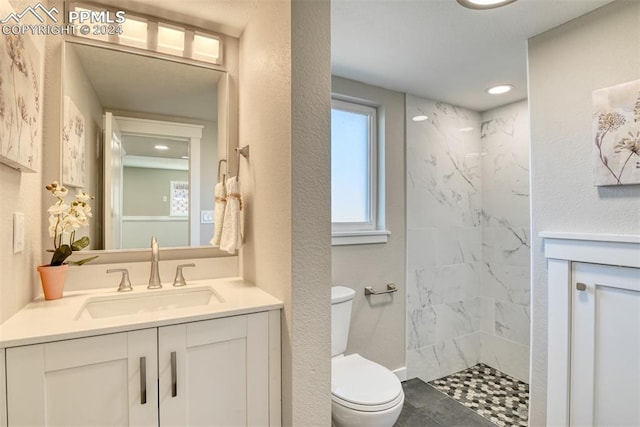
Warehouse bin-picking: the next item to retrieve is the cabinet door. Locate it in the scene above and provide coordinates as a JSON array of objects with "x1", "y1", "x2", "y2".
[
  {"x1": 571, "y1": 262, "x2": 640, "y2": 426},
  {"x1": 6, "y1": 329, "x2": 158, "y2": 426},
  {"x1": 0, "y1": 349, "x2": 6, "y2": 427},
  {"x1": 159, "y1": 312, "x2": 270, "y2": 426}
]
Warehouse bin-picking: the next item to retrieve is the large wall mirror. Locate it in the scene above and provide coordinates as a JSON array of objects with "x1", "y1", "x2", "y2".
[{"x1": 62, "y1": 40, "x2": 229, "y2": 253}]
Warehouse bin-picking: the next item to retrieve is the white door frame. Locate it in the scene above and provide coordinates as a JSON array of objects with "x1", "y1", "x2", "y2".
[
  {"x1": 114, "y1": 116, "x2": 204, "y2": 246},
  {"x1": 104, "y1": 112, "x2": 124, "y2": 250}
]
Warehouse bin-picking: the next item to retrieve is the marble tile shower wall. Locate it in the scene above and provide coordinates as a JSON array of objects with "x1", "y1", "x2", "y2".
[
  {"x1": 406, "y1": 96, "x2": 531, "y2": 384},
  {"x1": 406, "y1": 94, "x2": 483, "y2": 381},
  {"x1": 479, "y1": 100, "x2": 530, "y2": 383}
]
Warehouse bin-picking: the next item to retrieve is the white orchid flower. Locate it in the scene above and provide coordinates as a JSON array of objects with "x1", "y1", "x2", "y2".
[
  {"x1": 44, "y1": 181, "x2": 95, "y2": 265},
  {"x1": 75, "y1": 190, "x2": 90, "y2": 202},
  {"x1": 61, "y1": 215, "x2": 82, "y2": 232},
  {"x1": 48, "y1": 202, "x2": 69, "y2": 215}
]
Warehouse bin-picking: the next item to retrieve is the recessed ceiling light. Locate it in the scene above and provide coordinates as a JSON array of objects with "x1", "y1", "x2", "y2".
[
  {"x1": 486, "y1": 84, "x2": 514, "y2": 95},
  {"x1": 460, "y1": 127, "x2": 474, "y2": 132},
  {"x1": 412, "y1": 115, "x2": 428, "y2": 122},
  {"x1": 154, "y1": 145, "x2": 169, "y2": 150},
  {"x1": 457, "y1": 0, "x2": 518, "y2": 10},
  {"x1": 181, "y1": 155, "x2": 189, "y2": 159}
]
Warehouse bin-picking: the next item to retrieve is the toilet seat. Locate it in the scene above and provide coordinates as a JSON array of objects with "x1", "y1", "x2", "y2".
[{"x1": 331, "y1": 354, "x2": 403, "y2": 412}]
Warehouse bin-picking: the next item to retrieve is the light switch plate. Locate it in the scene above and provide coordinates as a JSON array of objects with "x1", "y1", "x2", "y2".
[
  {"x1": 13, "y1": 212, "x2": 24, "y2": 254},
  {"x1": 201, "y1": 210, "x2": 214, "y2": 224}
]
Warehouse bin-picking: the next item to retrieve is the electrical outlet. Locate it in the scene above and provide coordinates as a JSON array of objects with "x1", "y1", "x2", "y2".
[{"x1": 13, "y1": 212, "x2": 24, "y2": 254}]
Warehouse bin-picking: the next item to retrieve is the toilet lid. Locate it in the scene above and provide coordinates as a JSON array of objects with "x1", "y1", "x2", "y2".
[{"x1": 331, "y1": 354, "x2": 402, "y2": 407}]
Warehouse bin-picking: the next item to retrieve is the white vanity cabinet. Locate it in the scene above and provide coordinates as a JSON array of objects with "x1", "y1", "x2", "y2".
[
  {"x1": 544, "y1": 233, "x2": 640, "y2": 427},
  {"x1": 7, "y1": 329, "x2": 158, "y2": 426},
  {"x1": 159, "y1": 312, "x2": 272, "y2": 426},
  {"x1": 5, "y1": 311, "x2": 280, "y2": 427}
]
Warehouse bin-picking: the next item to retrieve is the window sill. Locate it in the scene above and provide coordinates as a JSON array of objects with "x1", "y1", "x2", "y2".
[{"x1": 331, "y1": 230, "x2": 390, "y2": 246}]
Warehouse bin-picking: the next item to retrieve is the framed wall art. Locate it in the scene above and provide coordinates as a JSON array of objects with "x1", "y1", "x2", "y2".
[
  {"x1": 593, "y1": 79, "x2": 640, "y2": 186},
  {"x1": 62, "y1": 96, "x2": 86, "y2": 188},
  {"x1": 0, "y1": 0, "x2": 43, "y2": 172}
]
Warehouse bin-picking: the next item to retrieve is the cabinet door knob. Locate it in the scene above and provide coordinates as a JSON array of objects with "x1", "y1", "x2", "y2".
[{"x1": 576, "y1": 282, "x2": 587, "y2": 291}]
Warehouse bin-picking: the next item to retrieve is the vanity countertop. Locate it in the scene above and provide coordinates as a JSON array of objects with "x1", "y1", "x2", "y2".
[{"x1": 0, "y1": 277, "x2": 283, "y2": 348}]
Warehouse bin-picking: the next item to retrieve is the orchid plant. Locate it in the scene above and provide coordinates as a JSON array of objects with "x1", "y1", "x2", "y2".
[{"x1": 45, "y1": 181, "x2": 98, "y2": 266}]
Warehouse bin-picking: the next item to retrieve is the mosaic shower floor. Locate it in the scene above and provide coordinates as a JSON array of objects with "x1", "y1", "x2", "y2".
[{"x1": 428, "y1": 363, "x2": 529, "y2": 427}]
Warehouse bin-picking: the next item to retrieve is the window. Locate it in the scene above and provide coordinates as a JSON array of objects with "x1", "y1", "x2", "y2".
[{"x1": 331, "y1": 98, "x2": 388, "y2": 245}]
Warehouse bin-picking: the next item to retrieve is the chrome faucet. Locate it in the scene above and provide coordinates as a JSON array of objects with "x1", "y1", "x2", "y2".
[{"x1": 148, "y1": 236, "x2": 162, "y2": 289}]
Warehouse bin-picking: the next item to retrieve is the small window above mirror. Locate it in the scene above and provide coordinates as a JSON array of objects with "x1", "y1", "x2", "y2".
[{"x1": 67, "y1": 2, "x2": 223, "y2": 65}]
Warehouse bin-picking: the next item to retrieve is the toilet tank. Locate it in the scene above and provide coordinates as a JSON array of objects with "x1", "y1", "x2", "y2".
[{"x1": 331, "y1": 286, "x2": 356, "y2": 357}]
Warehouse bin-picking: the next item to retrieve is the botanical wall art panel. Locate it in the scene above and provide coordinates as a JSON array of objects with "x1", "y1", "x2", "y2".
[
  {"x1": 62, "y1": 96, "x2": 86, "y2": 188},
  {"x1": 593, "y1": 79, "x2": 640, "y2": 186},
  {"x1": 0, "y1": 0, "x2": 43, "y2": 172}
]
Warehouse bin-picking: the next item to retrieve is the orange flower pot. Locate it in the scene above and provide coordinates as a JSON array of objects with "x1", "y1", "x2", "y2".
[{"x1": 37, "y1": 264, "x2": 69, "y2": 300}]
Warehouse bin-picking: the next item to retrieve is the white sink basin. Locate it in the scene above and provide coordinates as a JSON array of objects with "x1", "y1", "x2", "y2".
[{"x1": 76, "y1": 286, "x2": 223, "y2": 320}]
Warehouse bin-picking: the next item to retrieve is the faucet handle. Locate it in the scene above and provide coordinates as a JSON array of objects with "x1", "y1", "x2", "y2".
[
  {"x1": 173, "y1": 263, "x2": 195, "y2": 287},
  {"x1": 107, "y1": 269, "x2": 133, "y2": 292}
]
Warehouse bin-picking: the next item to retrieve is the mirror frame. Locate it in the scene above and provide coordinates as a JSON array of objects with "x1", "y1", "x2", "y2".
[{"x1": 60, "y1": 38, "x2": 235, "y2": 262}]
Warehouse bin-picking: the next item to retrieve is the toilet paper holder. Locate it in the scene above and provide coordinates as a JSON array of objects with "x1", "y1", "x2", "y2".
[{"x1": 364, "y1": 283, "x2": 397, "y2": 296}]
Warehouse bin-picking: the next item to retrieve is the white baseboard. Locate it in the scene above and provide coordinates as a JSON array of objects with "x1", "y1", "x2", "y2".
[{"x1": 393, "y1": 367, "x2": 407, "y2": 381}]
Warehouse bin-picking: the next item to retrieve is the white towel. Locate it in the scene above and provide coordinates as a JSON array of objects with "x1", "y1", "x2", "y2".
[
  {"x1": 219, "y1": 176, "x2": 243, "y2": 254},
  {"x1": 209, "y1": 181, "x2": 227, "y2": 246}
]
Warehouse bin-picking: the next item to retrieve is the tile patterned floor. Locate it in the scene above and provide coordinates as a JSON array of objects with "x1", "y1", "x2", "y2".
[{"x1": 428, "y1": 364, "x2": 529, "y2": 427}]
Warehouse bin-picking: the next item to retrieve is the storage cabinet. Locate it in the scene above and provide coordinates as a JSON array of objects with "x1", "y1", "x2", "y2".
[
  {"x1": 7, "y1": 329, "x2": 157, "y2": 426},
  {"x1": 570, "y1": 262, "x2": 640, "y2": 427},
  {"x1": 544, "y1": 233, "x2": 640, "y2": 427},
  {"x1": 159, "y1": 313, "x2": 270, "y2": 426},
  {"x1": 5, "y1": 311, "x2": 279, "y2": 426}
]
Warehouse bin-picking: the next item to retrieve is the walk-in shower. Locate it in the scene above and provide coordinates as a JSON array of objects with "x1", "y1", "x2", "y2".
[{"x1": 405, "y1": 95, "x2": 530, "y2": 426}]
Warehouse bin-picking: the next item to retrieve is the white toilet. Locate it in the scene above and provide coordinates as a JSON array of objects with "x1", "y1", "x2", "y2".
[{"x1": 331, "y1": 286, "x2": 404, "y2": 427}]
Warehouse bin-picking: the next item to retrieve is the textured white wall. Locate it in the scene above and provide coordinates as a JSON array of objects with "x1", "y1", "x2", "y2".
[
  {"x1": 0, "y1": 0, "x2": 48, "y2": 322},
  {"x1": 0, "y1": 162, "x2": 43, "y2": 323},
  {"x1": 528, "y1": 1, "x2": 640, "y2": 424},
  {"x1": 291, "y1": 0, "x2": 331, "y2": 423},
  {"x1": 479, "y1": 100, "x2": 530, "y2": 383},
  {"x1": 331, "y1": 76, "x2": 406, "y2": 372},
  {"x1": 238, "y1": 0, "x2": 293, "y2": 418},
  {"x1": 239, "y1": 0, "x2": 331, "y2": 424}
]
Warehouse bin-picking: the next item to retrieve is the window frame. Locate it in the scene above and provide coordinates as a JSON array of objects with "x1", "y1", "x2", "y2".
[{"x1": 331, "y1": 97, "x2": 389, "y2": 245}]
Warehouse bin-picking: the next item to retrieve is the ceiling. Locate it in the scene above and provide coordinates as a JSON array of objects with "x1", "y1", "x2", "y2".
[
  {"x1": 122, "y1": 135, "x2": 189, "y2": 159},
  {"x1": 70, "y1": 42, "x2": 220, "y2": 121},
  {"x1": 117, "y1": 0, "x2": 614, "y2": 112},
  {"x1": 332, "y1": 0, "x2": 614, "y2": 112}
]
